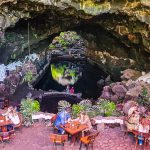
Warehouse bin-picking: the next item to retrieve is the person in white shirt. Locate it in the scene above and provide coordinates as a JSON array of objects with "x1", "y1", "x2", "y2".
[
  {"x1": 75, "y1": 111, "x2": 92, "y2": 136},
  {"x1": 3, "y1": 106, "x2": 20, "y2": 125},
  {"x1": 8, "y1": 108, "x2": 20, "y2": 125},
  {"x1": 2, "y1": 106, "x2": 20, "y2": 132}
]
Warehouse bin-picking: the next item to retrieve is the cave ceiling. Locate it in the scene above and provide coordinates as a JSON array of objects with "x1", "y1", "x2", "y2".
[{"x1": 0, "y1": 0, "x2": 150, "y2": 70}]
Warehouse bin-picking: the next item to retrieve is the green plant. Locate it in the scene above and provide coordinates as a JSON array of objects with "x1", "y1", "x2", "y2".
[
  {"x1": 138, "y1": 87, "x2": 150, "y2": 108},
  {"x1": 23, "y1": 71, "x2": 33, "y2": 83},
  {"x1": 60, "y1": 32, "x2": 65, "y2": 37},
  {"x1": 72, "y1": 104, "x2": 85, "y2": 118},
  {"x1": 86, "y1": 105, "x2": 102, "y2": 118},
  {"x1": 20, "y1": 98, "x2": 40, "y2": 126},
  {"x1": 141, "y1": 87, "x2": 148, "y2": 97},
  {"x1": 58, "y1": 100, "x2": 71, "y2": 112},
  {"x1": 97, "y1": 99, "x2": 116, "y2": 116},
  {"x1": 49, "y1": 44, "x2": 56, "y2": 49}
]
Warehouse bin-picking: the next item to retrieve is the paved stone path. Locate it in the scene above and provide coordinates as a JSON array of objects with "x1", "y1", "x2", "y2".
[{"x1": 1, "y1": 122, "x2": 150, "y2": 150}]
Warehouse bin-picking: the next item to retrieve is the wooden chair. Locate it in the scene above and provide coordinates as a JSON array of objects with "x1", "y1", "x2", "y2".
[
  {"x1": 51, "y1": 114, "x2": 57, "y2": 124},
  {"x1": 0, "y1": 116, "x2": 5, "y2": 121},
  {"x1": 50, "y1": 133, "x2": 68, "y2": 146},
  {"x1": 132, "y1": 130, "x2": 150, "y2": 149},
  {"x1": 90, "y1": 119, "x2": 97, "y2": 130},
  {"x1": 79, "y1": 131, "x2": 99, "y2": 150},
  {"x1": 1, "y1": 131, "x2": 10, "y2": 141},
  {"x1": 0, "y1": 127, "x2": 11, "y2": 142},
  {"x1": 0, "y1": 135, "x2": 4, "y2": 148},
  {"x1": 50, "y1": 114, "x2": 58, "y2": 133}
]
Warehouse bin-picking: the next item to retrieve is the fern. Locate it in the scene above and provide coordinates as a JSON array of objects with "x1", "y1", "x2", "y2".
[{"x1": 58, "y1": 100, "x2": 71, "y2": 112}]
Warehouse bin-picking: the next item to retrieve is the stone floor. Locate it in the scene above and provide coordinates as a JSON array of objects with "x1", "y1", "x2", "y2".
[{"x1": 0, "y1": 122, "x2": 150, "y2": 150}]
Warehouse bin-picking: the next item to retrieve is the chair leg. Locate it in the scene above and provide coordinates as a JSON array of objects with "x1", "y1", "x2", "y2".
[
  {"x1": 86, "y1": 144, "x2": 88, "y2": 150},
  {"x1": 79, "y1": 142, "x2": 82, "y2": 150},
  {"x1": 135, "y1": 138, "x2": 138, "y2": 149}
]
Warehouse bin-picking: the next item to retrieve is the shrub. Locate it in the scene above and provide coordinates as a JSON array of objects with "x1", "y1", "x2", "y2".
[
  {"x1": 23, "y1": 71, "x2": 33, "y2": 83},
  {"x1": 49, "y1": 44, "x2": 56, "y2": 49},
  {"x1": 20, "y1": 98, "x2": 40, "y2": 127},
  {"x1": 138, "y1": 87, "x2": 150, "y2": 108},
  {"x1": 72, "y1": 104, "x2": 85, "y2": 118},
  {"x1": 97, "y1": 99, "x2": 116, "y2": 116}
]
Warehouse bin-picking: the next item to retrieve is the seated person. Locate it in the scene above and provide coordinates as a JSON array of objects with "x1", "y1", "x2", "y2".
[
  {"x1": 125, "y1": 106, "x2": 140, "y2": 131},
  {"x1": 54, "y1": 107, "x2": 71, "y2": 134},
  {"x1": 136, "y1": 116, "x2": 150, "y2": 145},
  {"x1": 2, "y1": 106, "x2": 20, "y2": 132},
  {"x1": 3, "y1": 106, "x2": 20, "y2": 125},
  {"x1": 8, "y1": 107, "x2": 20, "y2": 125},
  {"x1": 75, "y1": 111, "x2": 92, "y2": 134},
  {"x1": 137, "y1": 116, "x2": 150, "y2": 133},
  {"x1": 2, "y1": 106, "x2": 13, "y2": 119}
]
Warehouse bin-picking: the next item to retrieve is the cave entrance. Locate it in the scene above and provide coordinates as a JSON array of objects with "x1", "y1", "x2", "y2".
[
  {"x1": 35, "y1": 60, "x2": 108, "y2": 99},
  {"x1": 34, "y1": 31, "x2": 109, "y2": 98}
]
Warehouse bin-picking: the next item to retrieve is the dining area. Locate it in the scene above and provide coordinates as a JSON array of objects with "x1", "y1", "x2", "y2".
[
  {"x1": 0, "y1": 106, "x2": 22, "y2": 143},
  {"x1": 48, "y1": 100, "x2": 150, "y2": 150},
  {"x1": 0, "y1": 115, "x2": 13, "y2": 142},
  {"x1": 50, "y1": 107, "x2": 99, "y2": 150}
]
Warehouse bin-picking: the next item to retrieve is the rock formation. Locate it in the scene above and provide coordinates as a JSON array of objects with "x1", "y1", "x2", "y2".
[{"x1": 0, "y1": 0, "x2": 149, "y2": 74}]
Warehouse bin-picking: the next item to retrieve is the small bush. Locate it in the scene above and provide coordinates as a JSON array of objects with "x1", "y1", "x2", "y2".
[
  {"x1": 20, "y1": 98, "x2": 40, "y2": 127},
  {"x1": 97, "y1": 99, "x2": 116, "y2": 116},
  {"x1": 72, "y1": 104, "x2": 85, "y2": 118}
]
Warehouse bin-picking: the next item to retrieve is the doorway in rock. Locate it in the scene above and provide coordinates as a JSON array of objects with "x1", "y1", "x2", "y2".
[{"x1": 35, "y1": 60, "x2": 108, "y2": 99}]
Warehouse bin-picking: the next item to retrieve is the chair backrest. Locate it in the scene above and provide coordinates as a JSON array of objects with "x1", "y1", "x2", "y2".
[
  {"x1": 51, "y1": 114, "x2": 57, "y2": 124},
  {"x1": 90, "y1": 119, "x2": 96, "y2": 125},
  {"x1": 50, "y1": 134, "x2": 68, "y2": 143},
  {"x1": 87, "y1": 132, "x2": 99, "y2": 144},
  {"x1": 143, "y1": 133, "x2": 150, "y2": 139},
  {"x1": 0, "y1": 115, "x2": 5, "y2": 121}
]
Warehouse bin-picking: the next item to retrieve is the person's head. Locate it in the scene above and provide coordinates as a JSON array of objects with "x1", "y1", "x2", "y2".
[
  {"x1": 80, "y1": 111, "x2": 86, "y2": 116},
  {"x1": 132, "y1": 106, "x2": 138, "y2": 114},
  {"x1": 140, "y1": 116, "x2": 148, "y2": 126},
  {"x1": 65, "y1": 107, "x2": 71, "y2": 113},
  {"x1": 7, "y1": 106, "x2": 13, "y2": 112}
]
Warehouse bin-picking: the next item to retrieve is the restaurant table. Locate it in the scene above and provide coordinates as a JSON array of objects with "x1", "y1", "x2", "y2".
[{"x1": 60, "y1": 121, "x2": 87, "y2": 145}]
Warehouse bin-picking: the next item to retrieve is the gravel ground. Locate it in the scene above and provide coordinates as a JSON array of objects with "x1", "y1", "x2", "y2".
[{"x1": 1, "y1": 122, "x2": 150, "y2": 150}]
